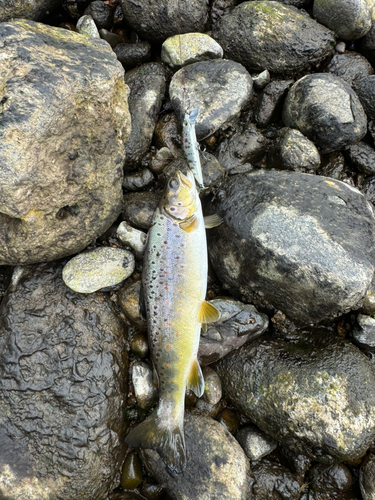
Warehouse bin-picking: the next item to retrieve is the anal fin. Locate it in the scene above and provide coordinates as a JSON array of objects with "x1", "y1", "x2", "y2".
[
  {"x1": 198, "y1": 300, "x2": 221, "y2": 324},
  {"x1": 187, "y1": 359, "x2": 205, "y2": 398}
]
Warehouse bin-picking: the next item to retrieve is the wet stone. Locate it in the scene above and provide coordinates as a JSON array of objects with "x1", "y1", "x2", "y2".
[
  {"x1": 139, "y1": 481, "x2": 163, "y2": 500},
  {"x1": 198, "y1": 298, "x2": 269, "y2": 365},
  {"x1": 121, "y1": 451, "x2": 143, "y2": 490},
  {"x1": 200, "y1": 152, "x2": 226, "y2": 187},
  {"x1": 62, "y1": 247, "x2": 135, "y2": 294},
  {"x1": 0, "y1": 263, "x2": 128, "y2": 500},
  {"x1": 170, "y1": 59, "x2": 253, "y2": 141},
  {"x1": 201, "y1": 366, "x2": 222, "y2": 405},
  {"x1": 131, "y1": 361, "x2": 158, "y2": 411},
  {"x1": 252, "y1": 456, "x2": 301, "y2": 500},
  {"x1": 213, "y1": 1, "x2": 335, "y2": 75},
  {"x1": 283, "y1": 73, "x2": 367, "y2": 154},
  {"x1": 122, "y1": 192, "x2": 160, "y2": 230},
  {"x1": 154, "y1": 113, "x2": 181, "y2": 158},
  {"x1": 360, "y1": 22, "x2": 375, "y2": 68},
  {"x1": 326, "y1": 52, "x2": 373, "y2": 86},
  {"x1": 317, "y1": 151, "x2": 351, "y2": 182},
  {"x1": 99, "y1": 29, "x2": 122, "y2": 48},
  {"x1": 216, "y1": 408, "x2": 240, "y2": 435},
  {"x1": 118, "y1": 280, "x2": 147, "y2": 331},
  {"x1": 277, "y1": 445, "x2": 311, "y2": 476},
  {"x1": 0, "y1": 0, "x2": 60, "y2": 21},
  {"x1": 117, "y1": 222, "x2": 147, "y2": 260},
  {"x1": 236, "y1": 425, "x2": 277, "y2": 462},
  {"x1": 129, "y1": 331, "x2": 149, "y2": 358},
  {"x1": 353, "y1": 75, "x2": 375, "y2": 121},
  {"x1": 114, "y1": 42, "x2": 152, "y2": 70},
  {"x1": 309, "y1": 463, "x2": 352, "y2": 495},
  {"x1": 83, "y1": 0, "x2": 113, "y2": 30},
  {"x1": 122, "y1": 168, "x2": 155, "y2": 192},
  {"x1": 141, "y1": 411, "x2": 253, "y2": 500},
  {"x1": 76, "y1": 14, "x2": 100, "y2": 38},
  {"x1": 254, "y1": 79, "x2": 294, "y2": 128},
  {"x1": 346, "y1": 141, "x2": 375, "y2": 175},
  {"x1": 352, "y1": 314, "x2": 375, "y2": 351},
  {"x1": 252, "y1": 70, "x2": 270, "y2": 90},
  {"x1": 360, "y1": 453, "x2": 375, "y2": 500},
  {"x1": 335, "y1": 41, "x2": 346, "y2": 53},
  {"x1": 194, "y1": 398, "x2": 221, "y2": 418},
  {"x1": 150, "y1": 147, "x2": 176, "y2": 175},
  {"x1": 161, "y1": 33, "x2": 223, "y2": 70},
  {"x1": 313, "y1": 0, "x2": 372, "y2": 40}
]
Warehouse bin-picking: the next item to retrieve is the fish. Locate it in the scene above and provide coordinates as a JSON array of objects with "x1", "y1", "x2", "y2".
[
  {"x1": 125, "y1": 170, "x2": 220, "y2": 474},
  {"x1": 182, "y1": 108, "x2": 205, "y2": 189}
]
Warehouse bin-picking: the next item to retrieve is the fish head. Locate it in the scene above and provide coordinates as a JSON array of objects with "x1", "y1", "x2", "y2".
[{"x1": 163, "y1": 170, "x2": 199, "y2": 221}]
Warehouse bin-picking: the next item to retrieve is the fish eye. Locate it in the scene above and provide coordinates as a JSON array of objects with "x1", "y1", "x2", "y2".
[{"x1": 169, "y1": 178, "x2": 179, "y2": 189}]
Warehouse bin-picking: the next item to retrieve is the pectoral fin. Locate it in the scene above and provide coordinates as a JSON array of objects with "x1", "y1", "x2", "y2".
[
  {"x1": 204, "y1": 214, "x2": 223, "y2": 228},
  {"x1": 187, "y1": 359, "x2": 205, "y2": 397},
  {"x1": 179, "y1": 214, "x2": 198, "y2": 233},
  {"x1": 198, "y1": 300, "x2": 221, "y2": 324}
]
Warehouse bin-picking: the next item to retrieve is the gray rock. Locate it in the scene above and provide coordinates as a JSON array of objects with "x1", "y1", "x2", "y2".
[
  {"x1": 326, "y1": 52, "x2": 373, "y2": 86},
  {"x1": 76, "y1": 14, "x2": 100, "y2": 38},
  {"x1": 117, "y1": 222, "x2": 147, "y2": 259},
  {"x1": 150, "y1": 147, "x2": 176, "y2": 175},
  {"x1": 114, "y1": 42, "x2": 152, "y2": 70},
  {"x1": 0, "y1": 20, "x2": 131, "y2": 266},
  {"x1": 198, "y1": 298, "x2": 269, "y2": 365},
  {"x1": 283, "y1": 73, "x2": 367, "y2": 154},
  {"x1": 124, "y1": 63, "x2": 168, "y2": 169},
  {"x1": 335, "y1": 41, "x2": 347, "y2": 53},
  {"x1": 154, "y1": 113, "x2": 181, "y2": 158},
  {"x1": 277, "y1": 445, "x2": 311, "y2": 475},
  {"x1": 353, "y1": 75, "x2": 375, "y2": 121},
  {"x1": 211, "y1": 0, "x2": 237, "y2": 25},
  {"x1": 122, "y1": 192, "x2": 160, "y2": 230},
  {"x1": 0, "y1": 263, "x2": 128, "y2": 500},
  {"x1": 236, "y1": 426, "x2": 277, "y2": 462},
  {"x1": 119, "y1": 0, "x2": 207, "y2": 43},
  {"x1": 207, "y1": 170, "x2": 375, "y2": 324},
  {"x1": 255, "y1": 80, "x2": 294, "y2": 128},
  {"x1": 317, "y1": 151, "x2": 352, "y2": 182},
  {"x1": 213, "y1": 1, "x2": 335, "y2": 74},
  {"x1": 346, "y1": 141, "x2": 375, "y2": 175},
  {"x1": 252, "y1": 70, "x2": 271, "y2": 90},
  {"x1": 215, "y1": 333, "x2": 375, "y2": 462},
  {"x1": 215, "y1": 124, "x2": 268, "y2": 171},
  {"x1": 122, "y1": 168, "x2": 155, "y2": 191},
  {"x1": 252, "y1": 456, "x2": 301, "y2": 500},
  {"x1": 83, "y1": 0, "x2": 113, "y2": 30},
  {"x1": 313, "y1": 0, "x2": 373, "y2": 40},
  {"x1": 360, "y1": 454, "x2": 375, "y2": 500},
  {"x1": 161, "y1": 33, "x2": 223, "y2": 70},
  {"x1": 200, "y1": 152, "x2": 226, "y2": 187},
  {"x1": 267, "y1": 128, "x2": 320, "y2": 172},
  {"x1": 360, "y1": 20, "x2": 375, "y2": 68},
  {"x1": 131, "y1": 362, "x2": 158, "y2": 411},
  {"x1": 309, "y1": 463, "x2": 352, "y2": 495},
  {"x1": 118, "y1": 280, "x2": 147, "y2": 330},
  {"x1": 0, "y1": 0, "x2": 60, "y2": 21},
  {"x1": 201, "y1": 366, "x2": 222, "y2": 405},
  {"x1": 129, "y1": 332, "x2": 149, "y2": 358},
  {"x1": 99, "y1": 29, "x2": 122, "y2": 48},
  {"x1": 141, "y1": 411, "x2": 253, "y2": 500},
  {"x1": 352, "y1": 314, "x2": 375, "y2": 351},
  {"x1": 62, "y1": 247, "x2": 135, "y2": 294},
  {"x1": 170, "y1": 59, "x2": 253, "y2": 141}
]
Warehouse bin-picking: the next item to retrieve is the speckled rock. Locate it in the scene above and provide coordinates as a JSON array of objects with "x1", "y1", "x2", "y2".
[
  {"x1": 0, "y1": 263, "x2": 128, "y2": 500},
  {"x1": 352, "y1": 314, "x2": 375, "y2": 351},
  {"x1": 0, "y1": 0, "x2": 60, "y2": 21},
  {"x1": 117, "y1": 222, "x2": 147, "y2": 259},
  {"x1": 313, "y1": 0, "x2": 373, "y2": 40},
  {"x1": 252, "y1": 70, "x2": 271, "y2": 90},
  {"x1": 170, "y1": 59, "x2": 253, "y2": 141},
  {"x1": 122, "y1": 192, "x2": 161, "y2": 230},
  {"x1": 353, "y1": 75, "x2": 375, "y2": 121},
  {"x1": 201, "y1": 366, "x2": 222, "y2": 405},
  {"x1": 161, "y1": 33, "x2": 223, "y2": 69},
  {"x1": 254, "y1": 79, "x2": 294, "y2": 127},
  {"x1": 252, "y1": 456, "x2": 301, "y2": 500},
  {"x1": 131, "y1": 361, "x2": 158, "y2": 410},
  {"x1": 114, "y1": 42, "x2": 152, "y2": 70},
  {"x1": 360, "y1": 453, "x2": 375, "y2": 500},
  {"x1": 0, "y1": 20, "x2": 131, "y2": 266},
  {"x1": 326, "y1": 52, "x2": 373, "y2": 86},
  {"x1": 76, "y1": 14, "x2": 100, "y2": 38},
  {"x1": 215, "y1": 333, "x2": 375, "y2": 462},
  {"x1": 283, "y1": 73, "x2": 367, "y2": 154},
  {"x1": 141, "y1": 411, "x2": 253, "y2": 500},
  {"x1": 236, "y1": 425, "x2": 277, "y2": 462},
  {"x1": 119, "y1": 0, "x2": 207, "y2": 43},
  {"x1": 124, "y1": 63, "x2": 168, "y2": 169},
  {"x1": 62, "y1": 247, "x2": 135, "y2": 293},
  {"x1": 207, "y1": 170, "x2": 375, "y2": 323},
  {"x1": 122, "y1": 168, "x2": 155, "y2": 191},
  {"x1": 346, "y1": 141, "x2": 375, "y2": 175},
  {"x1": 213, "y1": 1, "x2": 335, "y2": 74}
]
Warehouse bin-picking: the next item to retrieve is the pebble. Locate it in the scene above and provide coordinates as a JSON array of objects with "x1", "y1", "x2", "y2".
[
  {"x1": 76, "y1": 14, "x2": 100, "y2": 38},
  {"x1": 129, "y1": 331, "x2": 149, "y2": 358},
  {"x1": 200, "y1": 151, "x2": 226, "y2": 187},
  {"x1": 62, "y1": 247, "x2": 135, "y2": 293},
  {"x1": 121, "y1": 451, "x2": 143, "y2": 490},
  {"x1": 118, "y1": 280, "x2": 147, "y2": 330},
  {"x1": 117, "y1": 222, "x2": 147, "y2": 259},
  {"x1": 153, "y1": 113, "x2": 181, "y2": 158},
  {"x1": 252, "y1": 456, "x2": 301, "y2": 500},
  {"x1": 352, "y1": 314, "x2": 375, "y2": 351},
  {"x1": 161, "y1": 33, "x2": 223, "y2": 69},
  {"x1": 254, "y1": 79, "x2": 294, "y2": 128},
  {"x1": 131, "y1": 361, "x2": 158, "y2": 410},
  {"x1": 150, "y1": 147, "x2": 176, "y2": 175},
  {"x1": 216, "y1": 408, "x2": 240, "y2": 435},
  {"x1": 252, "y1": 69, "x2": 271, "y2": 90},
  {"x1": 122, "y1": 192, "x2": 160, "y2": 230},
  {"x1": 360, "y1": 453, "x2": 375, "y2": 500},
  {"x1": 114, "y1": 42, "x2": 152, "y2": 70},
  {"x1": 308, "y1": 463, "x2": 352, "y2": 495},
  {"x1": 83, "y1": 0, "x2": 113, "y2": 30},
  {"x1": 99, "y1": 29, "x2": 122, "y2": 48},
  {"x1": 346, "y1": 141, "x2": 375, "y2": 175},
  {"x1": 353, "y1": 75, "x2": 375, "y2": 121},
  {"x1": 326, "y1": 52, "x2": 373, "y2": 86},
  {"x1": 122, "y1": 168, "x2": 155, "y2": 192},
  {"x1": 139, "y1": 481, "x2": 163, "y2": 500},
  {"x1": 335, "y1": 41, "x2": 346, "y2": 53},
  {"x1": 201, "y1": 366, "x2": 222, "y2": 405},
  {"x1": 236, "y1": 425, "x2": 277, "y2": 462}
]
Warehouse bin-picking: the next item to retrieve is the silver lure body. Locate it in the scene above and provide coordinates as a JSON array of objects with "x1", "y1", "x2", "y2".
[{"x1": 182, "y1": 108, "x2": 205, "y2": 188}]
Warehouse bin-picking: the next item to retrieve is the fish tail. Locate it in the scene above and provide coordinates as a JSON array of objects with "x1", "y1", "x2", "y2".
[{"x1": 125, "y1": 410, "x2": 186, "y2": 474}]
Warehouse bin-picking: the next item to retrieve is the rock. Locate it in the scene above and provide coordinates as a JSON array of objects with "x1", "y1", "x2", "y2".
[
  {"x1": 198, "y1": 298, "x2": 268, "y2": 365},
  {"x1": 99, "y1": 29, "x2": 122, "y2": 48},
  {"x1": 362, "y1": 176, "x2": 375, "y2": 206},
  {"x1": 352, "y1": 314, "x2": 375, "y2": 351},
  {"x1": 139, "y1": 481, "x2": 163, "y2": 500},
  {"x1": 161, "y1": 33, "x2": 223, "y2": 70},
  {"x1": 76, "y1": 14, "x2": 100, "y2": 38},
  {"x1": 213, "y1": 1, "x2": 335, "y2": 75},
  {"x1": 207, "y1": 171, "x2": 375, "y2": 323},
  {"x1": 267, "y1": 128, "x2": 320, "y2": 172},
  {"x1": 211, "y1": 0, "x2": 237, "y2": 25},
  {"x1": 313, "y1": 0, "x2": 373, "y2": 40},
  {"x1": 124, "y1": 63, "x2": 168, "y2": 169},
  {"x1": 118, "y1": 280, "x2": 146, "y2": 330},
  {"x1": 200, "y1": 152, "x2": 226, "y2": 187},
  {"x1": 121, "y1": 451, "x2": 143, "y2": 490},
  {"x1": 353, "y1": 75, "x2": 375, "y2": 121},
  {"x1": 317, "y1": 151, "x2": 352, "y2": 182},
  {"x1": 131, "y1": 361, "x2": 158, "y2": 410},
  {"x1": 252, "y1": 70, "x2": 270, "y2": 90},
  {"x1": 236, "y1": 426, "x2": 277, "y2": 462},
  {"x1": 141, "y1": 411, "x2": 253, "y2": 500},
  {"x1": 154, "y1": 113, "x2": 181, "y2": 158},
  {"x1": 117, "y1": 222, "x2": 147, "y2": 259},
  {"x1": 360, "y1": 21, "x2": 375, "y2": 68},
  {"x1": 215, "y1": 124, "x2": 268, "y2": 171},
  {"x1": 360, "y1": 454, "x2": 375, "y2": 500},
  {"x1": 122, "y1": 168, "x2": 155, "y2": 191},
  {"x1": 215, "y1": 333, "x2": 375, "y2": 462},
  {"x1": 122, "y1": 192, "x2": 160, "y2": 230},
  {"x1": 254, "y1": 79, "x2": 294, "y2": 128},
  {"x1": 83, "y1": 0, "x2": 113, "y2": 30},
  {"x1": 326, "y1": 52, "x2": 373, "y2": 86},
  {"x1": 309, "y1": 463, "x2": 352, "y2": 495},
  {"x1": 62, "y1": 247, "x2": 135, "y2": 293},
  {"x1": 129, "y1": 332, "x2": 149, "y2": 358},
  {"x1": 0, "y1": 0, "x2": 60, "y2": 21},
  {"x1": 283, "y1": 73, "x2": 367, "y2": 154},
  {"x1": 0, "y1": 20, "x2": 131, "y2": 266},
  {"x1": 150, "y1": 147, "x2": 176, "y2": 175},
  {"x1": 252, "y1": 456, "x2": 301, "y2": 500},
  {"x1": 0, "y1": 263, "x2": 128, "y2": 500},
  {"x1": 119, "y1": 0, "x2": 207, "y2": 43},
  {"x1": 114, "y1": 42, "x2": 152, "y2": 70},
  {"x1": 277, "y1": 446, "x2": 311, "y2": 475},
  {"x1": 201, "y1": 366, "x2": 222, "y2": 405},
  {"x1": 170, "y1": 59, "x2": 253, "y2": 141},
  {"x1": 346, "y1": 141, "x2": 375, "y2": 175},
  {"x1": 216, "y1": 408, "x2": 240, "y2": 435},
  {"x1": 335, "y1": 41, "x2": 346, "y2": 53}
]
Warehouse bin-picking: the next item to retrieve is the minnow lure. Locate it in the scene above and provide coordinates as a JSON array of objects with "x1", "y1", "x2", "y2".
[
  {"x1": 182, "y1": 108, "x2": 205, "y2": 189},
  {"x1": 125, "y1": 170, "x2": 220, "y2": 473}
]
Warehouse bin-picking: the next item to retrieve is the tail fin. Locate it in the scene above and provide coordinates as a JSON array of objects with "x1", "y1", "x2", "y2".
[{"x1": 125, "y1": 410, "x2": 186, "y2": 474}]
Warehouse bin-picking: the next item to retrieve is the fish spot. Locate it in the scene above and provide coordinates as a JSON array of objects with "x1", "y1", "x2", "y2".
[
  {"x1": 164, "y1": 241, "x2": 168, "y2": 244},
  {"x1": 165, "y1": 301, "x2": 169, "y2": 305},
  {"x1": 164, "y1": 286, "x2": 168, "y2": 290},
  {"x1": 156, "y1": 252, "x2": 160, "y2": 257},
  {"x1": 179, "y1": 353, "x2": 182, "y2": 357},
  {"x1": 165, "y1": 364, "x2": 169, "y2": 368},
  {"x1": 176, "y1": 256, "x2": 180, "y2": 260},
  {"x1": 178, "y1": 274, "x2": 182, "y2": 277},
  {"x1": 167, "y1": 345, "x2": 171, "y2": 349},
  {"x1": 180, "y1": 265, "x2": 184, "y2": 268},
  {"x1": 171, "y1": 381, "x2": 174, "y2": 384},
  {"x1": 179, "y1": 309, "x2": 182, "y2": 313},
  {"x1": 179, "y1": 290, "x2": 182, "y2": 294},
  {"x1": 176, "y1": 333, "x2": 179, "y2": 337},
  {"x1": 157, "y1": 233, "x2": 161, "y2": 236},
  {"x1": 168, "y1": 322, "x2": 172, "y2": 326}
]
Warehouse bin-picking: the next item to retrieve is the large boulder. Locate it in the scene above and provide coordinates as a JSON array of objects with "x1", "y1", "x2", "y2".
[
  {"x1": 0, "y1": 20, "x2": 131, "y2": 265},
  {"x1": 207, "y1": 170, "x2": 375, "y2": 324},
  {"x1": 0, "y1": 0, "x2": 60, "y2": 22},
  {"x1": 0, "y1": 263, "x2": 128, "y2": 500}
]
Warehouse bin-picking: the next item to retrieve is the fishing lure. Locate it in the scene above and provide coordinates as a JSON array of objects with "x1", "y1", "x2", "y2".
[{"x1": 182, "y1": 108, "x2": 205, "y2": 189}]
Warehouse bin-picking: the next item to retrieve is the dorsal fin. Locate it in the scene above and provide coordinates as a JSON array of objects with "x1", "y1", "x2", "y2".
[
  {"x1": 187, "y1": 359, "x2": 205, "y2": 397},
  {"x1": 198, "y1": 300, "x2": 221, "y2": 324}
]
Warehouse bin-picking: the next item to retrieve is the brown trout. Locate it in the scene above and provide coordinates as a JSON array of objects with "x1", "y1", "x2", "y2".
[{"x1": 125, "y1": 170, "x2": 220, "y2": 473}]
